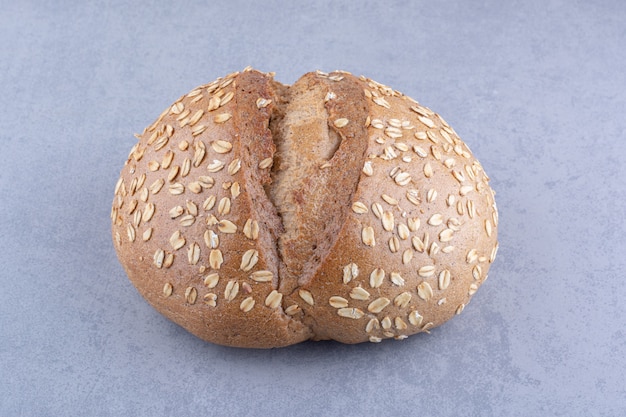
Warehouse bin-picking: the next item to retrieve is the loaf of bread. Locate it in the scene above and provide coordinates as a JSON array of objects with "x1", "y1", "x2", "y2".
[{"x1": 111, "y1": 68, "x2": 499, "y2": 348}]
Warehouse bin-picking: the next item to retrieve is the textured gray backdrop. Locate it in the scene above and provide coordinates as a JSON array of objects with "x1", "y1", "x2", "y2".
[{"x1": 1, "y1": 0, "x2": 625, "y2": 416}]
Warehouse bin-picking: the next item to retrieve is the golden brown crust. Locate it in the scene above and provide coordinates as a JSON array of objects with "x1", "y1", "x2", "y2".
[{"x1": 111, "y1": 68, "x2": 498, "y2": 348}]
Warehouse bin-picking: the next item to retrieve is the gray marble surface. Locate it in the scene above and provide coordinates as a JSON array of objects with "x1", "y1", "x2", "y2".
[{"x1": 1, "y1": 1, "x2": 625, "y2": 416}]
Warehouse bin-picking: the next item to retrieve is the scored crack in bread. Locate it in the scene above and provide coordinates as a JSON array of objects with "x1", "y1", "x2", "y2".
[
  {"x1": 268, "y1": 72, "x2": 369, "y2": 295},
  {"x1": 111, "y1": 68, "x2": 499, "y2": 348}
]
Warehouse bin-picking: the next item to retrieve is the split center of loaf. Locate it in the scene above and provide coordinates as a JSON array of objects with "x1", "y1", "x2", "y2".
[{"x1": 265, "y1": 73, "x2": 369, "y2": 294}]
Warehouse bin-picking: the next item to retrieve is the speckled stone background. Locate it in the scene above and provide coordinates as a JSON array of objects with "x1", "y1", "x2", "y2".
[{"x1": 1, "y1": 1, "x2": 625, "y2": 416}]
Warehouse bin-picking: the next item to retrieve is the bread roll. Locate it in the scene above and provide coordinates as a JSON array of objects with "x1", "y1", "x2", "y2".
[{"x1": 111, "y1": 68, "x2": 499, "y2": 348}]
